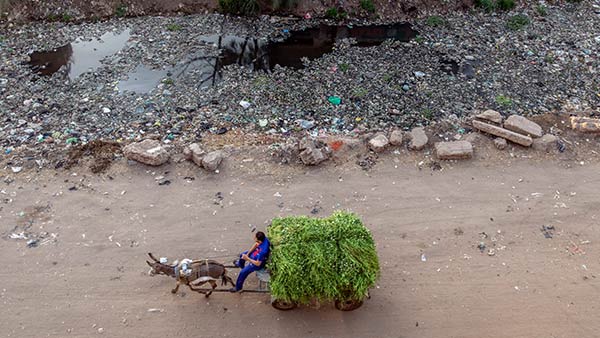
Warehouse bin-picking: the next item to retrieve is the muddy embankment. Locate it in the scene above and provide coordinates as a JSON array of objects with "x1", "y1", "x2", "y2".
[{"x1": 0, "y1": 0, "x2": 475, "y2": 22}]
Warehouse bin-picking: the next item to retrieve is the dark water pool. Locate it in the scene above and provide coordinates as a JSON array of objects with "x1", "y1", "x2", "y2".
[
  {"x1": 30, "y1": 23, "x2": 417, "y2": 93},
  {"x1": 28, "y1": 30, "x2": 131, "y2": 79}
]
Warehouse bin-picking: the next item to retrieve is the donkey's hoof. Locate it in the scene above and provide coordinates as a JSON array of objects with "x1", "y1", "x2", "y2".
[
  {"x1": 171, "y1": 289, "x2": 177, "y2": 294},
  {"x1": 205, "y1": 291, "x2": 213, "y2": 298}
]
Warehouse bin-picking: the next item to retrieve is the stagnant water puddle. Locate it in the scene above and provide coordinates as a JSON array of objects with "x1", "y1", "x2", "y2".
[
  {"x1": 29, "y1": 29, "x2": 131, "y2": 79},
  {"x1": 30, "y1": 23, "x2": 417, "y2": 93}
]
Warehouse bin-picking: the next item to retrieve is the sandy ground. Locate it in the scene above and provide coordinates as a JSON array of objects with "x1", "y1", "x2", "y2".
[{"x1": 1, "y1": 157, "x2": 599, "y2": 338}]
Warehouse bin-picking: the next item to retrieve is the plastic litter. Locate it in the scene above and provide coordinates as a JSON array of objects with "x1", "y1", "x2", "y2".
[
  {"x1": 239, "y1": 100, "x2": 251, "y2": 109},
  {"x1": 328, "y1": 96, "x2": 341, "y2": 105}
]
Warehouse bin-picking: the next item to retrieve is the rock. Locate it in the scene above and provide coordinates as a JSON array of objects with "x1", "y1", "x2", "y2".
[
  {"x1": 464, "y1": 133, "x2": 481, "y2": 144},
  {"x1": 476, "y1": 110, "x2": 503, "y2": 124},
  {"x1": 275, "y1": 138, "x2": 300, "y2": 164},
  {"x1": 299, "y1": 137, "x2": 331, "y2": 166},
  {"x1": 494, "y1": 137, "x2": 508, "y2": 150},
  {"x1": 504, "y1": 115, "x2": 543, "y2": 138},
  {"x1": 329, "y1": 137, "x2": 366, "y2": 160},
  {"x1": 123, "y1": 139, "x2": 169, "y2": 166},
  {"x1": 183, "y1": 143, "x2": 205, "y2": 166},
  {"x1": 368, "y1": 134, "x2": 389, "y2": 153},
  {"x1": 435, "y1": 141, "x2": 473, "y2": 160},
  {"x1": 408, "y1": 127, "x2": 428, "y2": 150},
  {"x1": 472, "y1": 120, "x2": 533, "y2": 147},
  {"x1": 533, "y1": 134, "x2": 559, "y2": 152},
  {"x1": 570, "y1": 116, "x2": 600, "y2": 133},
  {"x1": 389, "y1": 130, "x2": 403, "y2": 146},
  {"x1": 201, "y1": 151, "x2": 224, "y2": 171}
]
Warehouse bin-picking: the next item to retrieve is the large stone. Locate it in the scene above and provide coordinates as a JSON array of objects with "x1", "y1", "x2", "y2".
[
  {"x1": 494, "y1": 137, "x2": 508, "y2": 150},
  {"x1": 408, "y1": 127, "x2": 428, "y2": 150},
  {"x1": 472, "y1": 120, "x2": 533, "y2": 147},
  {"x1": 368, "y1": 134, "x2": 389, "y2": 153},
  {"x1": 504, "y1": 115, "x2": 543, "y2": 138},
  {"x1": 183, "y1": 143, "x2": 205, "y2": 166},
  {"x1": 201, "y1": 151, "x2": 224, "y2": 171},
  {"x1": 435, "y1": 141, "x2": 473, "y2": 160},
  {"x1": 299, "y1": 137, "x2": 331, "y2": 166},
  {"x1": 123, "y1": 139, "x2": 169, "y2": 166},
  {"x1": 533, "y1": 134, "x2": 559, "y2": 152},
  {"x1": 389, "y1": 130, "x2": 403, "y2": 146},
  {"x1": 570, "y1": 116, "x2": 600, "y2": 133},
  {"x1": 476, "y1": 109, "x2": 503, "y2": 124}
]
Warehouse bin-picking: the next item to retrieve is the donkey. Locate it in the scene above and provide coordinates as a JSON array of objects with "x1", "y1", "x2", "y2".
[{"x1": 146, "y1": 253, "x2": 234, "y2": 297}]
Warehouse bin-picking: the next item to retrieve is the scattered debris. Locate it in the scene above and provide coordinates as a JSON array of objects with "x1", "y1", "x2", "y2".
[{"x1": 541, "y1": 225, "x2": 555, "y2": 239}]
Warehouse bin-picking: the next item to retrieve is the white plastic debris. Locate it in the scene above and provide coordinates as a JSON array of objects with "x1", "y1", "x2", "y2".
[
  {"x1": 159, "y1": 257, "x2": 168, "y2": 264},
  {"x1": 239, "y1": 100, "x2": 251, "y2": 109}
]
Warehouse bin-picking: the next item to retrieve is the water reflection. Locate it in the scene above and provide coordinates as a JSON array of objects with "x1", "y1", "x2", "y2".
[
  {"x1": 31, "y1": 24, "x2": 416, "y2": 93},
  {"x1": 29, "y1": 29, "x2": 131, "y2": 79}
]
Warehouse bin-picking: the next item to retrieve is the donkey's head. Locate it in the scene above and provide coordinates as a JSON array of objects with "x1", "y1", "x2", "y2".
[{"x1": 146, "y1": 253, "x2": 175, "y2": 277}]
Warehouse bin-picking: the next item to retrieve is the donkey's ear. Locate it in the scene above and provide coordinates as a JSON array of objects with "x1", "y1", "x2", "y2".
[
  {"x1": 146, "y1": 260, "x2": 153, "y2": 267},
  {"x1": 148, "y1": 253, "x2": 159, "y2": 262}
]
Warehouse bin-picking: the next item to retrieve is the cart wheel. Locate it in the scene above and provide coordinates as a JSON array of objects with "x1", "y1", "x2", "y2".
[
  {"x1": 271, "y1": 299, "x2": 297, "y2": 311},
  {"x1": 334, "y1": 299, "x2": 363, "y2": 311}
]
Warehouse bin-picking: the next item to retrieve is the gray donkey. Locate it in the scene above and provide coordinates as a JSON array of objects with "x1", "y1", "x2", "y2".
[{"x1": 146, "y1": 253, "x2": 234, "y2": 297}]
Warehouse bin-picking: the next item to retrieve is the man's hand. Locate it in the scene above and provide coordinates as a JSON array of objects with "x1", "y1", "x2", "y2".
[{"x1": 241, "y1": 254, "x2": 249, "y2": 261}]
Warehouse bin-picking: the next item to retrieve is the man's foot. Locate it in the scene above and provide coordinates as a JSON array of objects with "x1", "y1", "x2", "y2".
[{"x1": 229, "y1": 288, "x2": 241, "y2": 293}]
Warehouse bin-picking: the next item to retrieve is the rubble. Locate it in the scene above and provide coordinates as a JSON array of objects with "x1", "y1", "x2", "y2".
[
  {"x1": 184, "y1": 143, "x2": 205, "y2": 167},
  {"x1": 476, "y1": 110, "x2": 503, "y2": 124},
  {"x1": 201, "y1": 150, "x2": 225, "y2": 171},
  {"x1": 299, "y1": 137, "x2": 331, "y2": 166},
  {"x1": 570, "y1": 116, "x2": 600, "y2": 133},
  {"x1": 389, "y1": 130, "x2": 404, "y2": 146},
  {"x1": 435, "y1": 141, "x2": 473, "y2": 160},
  {"x1": 533, "y1": 134, "x2": 559, "y2": 152},
  {"x1": 503, "y1": 115, "x2": 543, "y2": 138},
  {"x1": 408, "y1": 127, "x2": 428, "y2": 150},
  {"x1": 123, "y1": 139, "x2": 169, "y2": 166},
  {"x1": 494, "y1": 137, "x2": 508, "y2": 150},
  {"x1": 472, "y1": 120, "x2": 533, "y2": 147},
  {"x1": 368, "y1": 134, "x2": 389, "y2": 153}
]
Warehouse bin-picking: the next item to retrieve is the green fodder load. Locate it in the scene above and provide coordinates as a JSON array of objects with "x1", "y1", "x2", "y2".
[{"x1": 267, "y1": 211, "x2": 380, "y2": 304}]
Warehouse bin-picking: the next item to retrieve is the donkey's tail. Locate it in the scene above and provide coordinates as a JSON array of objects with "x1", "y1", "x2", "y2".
[{"x1": 221, "y1": 271, "x2": 235, "y2": 287}]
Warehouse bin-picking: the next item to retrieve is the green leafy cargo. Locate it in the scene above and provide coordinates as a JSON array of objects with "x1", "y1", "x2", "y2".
[{"x1": 267, "y1": 212, "x2": 380, "y2": 304}]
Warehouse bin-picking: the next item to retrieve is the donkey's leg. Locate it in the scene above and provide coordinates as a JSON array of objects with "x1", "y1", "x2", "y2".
[
  {"x1": 204, "y1": 280, "x2": 218, "y2": 298},
  {"x1": 189, "y1": 282, "x2": 208, "y2": 295},
  {"x1": 171, "y1": 281, "x2": 180, "y2": 294}
]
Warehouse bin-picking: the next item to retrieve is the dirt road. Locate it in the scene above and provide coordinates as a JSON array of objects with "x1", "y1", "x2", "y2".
[{"x1": 1, "y1": 159, "x2": 599, "y2": 338}]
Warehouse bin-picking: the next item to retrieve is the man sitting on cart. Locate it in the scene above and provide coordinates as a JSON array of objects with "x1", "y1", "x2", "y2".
[{"x1": 230, "y1": 231, "x2": 270, "y2": 292}]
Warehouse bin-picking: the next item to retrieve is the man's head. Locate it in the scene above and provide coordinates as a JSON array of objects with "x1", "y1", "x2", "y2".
[{"x1": 255, "y1": 231, "x2": 266, "y2": 243}]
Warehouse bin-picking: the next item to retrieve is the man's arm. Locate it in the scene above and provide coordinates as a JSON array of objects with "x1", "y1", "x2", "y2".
[{"x1": 246, "y1": 242, "x2": 258, "y2": 255}]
